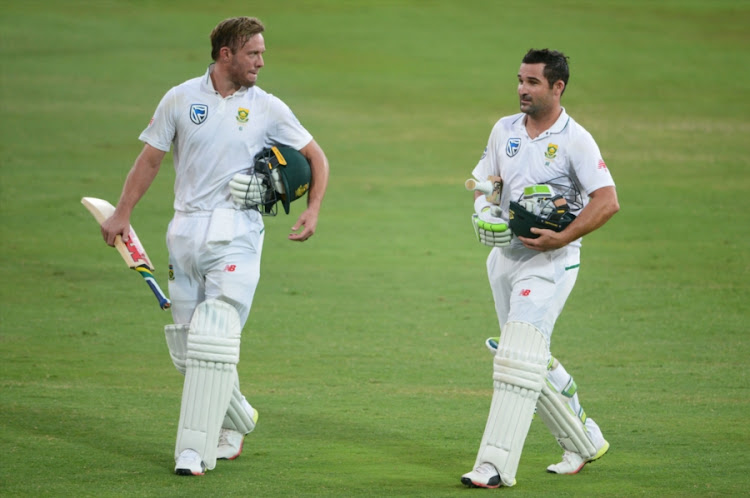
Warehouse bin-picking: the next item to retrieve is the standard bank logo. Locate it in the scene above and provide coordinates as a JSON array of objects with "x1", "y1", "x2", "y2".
[
  {"x1": 506, "y1": 138, "x2": 521, "y2": 157},
  {"x1": 190, "y1": 104, "x2": 208, "y2": 125}
]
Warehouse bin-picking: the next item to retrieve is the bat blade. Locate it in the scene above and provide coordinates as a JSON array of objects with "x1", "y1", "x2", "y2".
[
  {"x1": 81, "y1": 197, "x2": 154, "y2": 270},
  {"x1": 81, "y1": 196, "x2": 170, "y2": 310}
]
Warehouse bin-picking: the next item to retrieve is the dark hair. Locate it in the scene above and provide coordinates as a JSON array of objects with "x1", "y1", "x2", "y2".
[
  {"x1": 210, "y1": 17, "x2": 265, "y2": 61},
  {"x1": 522, "y1": 49, "x2": 570, "y2": 94}
]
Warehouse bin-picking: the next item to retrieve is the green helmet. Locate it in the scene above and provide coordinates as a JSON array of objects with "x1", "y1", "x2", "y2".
[
  {"x1": 253, "y1": 146, "x2": 311, "y2": 215},
  {"x1": 509, "y1": 184, "x2": 577, "y2": 238}
]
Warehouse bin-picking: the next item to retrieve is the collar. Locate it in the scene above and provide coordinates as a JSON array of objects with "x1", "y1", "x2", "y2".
[{"x1": 514, "y1": 107, "x2": 570, "y2": 140}]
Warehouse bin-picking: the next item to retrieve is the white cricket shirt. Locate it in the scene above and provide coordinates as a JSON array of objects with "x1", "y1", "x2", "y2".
[
  {"x1": 472, "y1": 108, "x2": 615, "y2": 248},
  {"x1": 140, "y1": 65, "x2": 313, "y2": 213}
]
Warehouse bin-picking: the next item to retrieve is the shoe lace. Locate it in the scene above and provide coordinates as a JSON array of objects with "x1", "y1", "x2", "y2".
[
  {"x1": 476, "y1": 463, "x2": 498, "y2": 476},
  {"x1": 562, "y1": 451, "x2": 582, "y2": 464}
]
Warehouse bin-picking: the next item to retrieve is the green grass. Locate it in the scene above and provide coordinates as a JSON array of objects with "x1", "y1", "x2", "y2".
[{"x1": 2, "y1": 0, "x2": 749, "y2": 496}]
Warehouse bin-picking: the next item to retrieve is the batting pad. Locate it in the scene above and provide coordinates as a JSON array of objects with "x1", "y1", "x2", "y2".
[
  {"x1": 223, "y1": 388, "x2": 257, "y2": 435},
  {"x1": 166, "y1": 323, "x2": 255, "y2": 435},
  {"x1": 536, "y1": 377, "x2": 597, "y2": 459},
  {"x1": 175, "y1": 299, "x2": 241, "y2": 470},
  {"x1": 165, "y1": 324, "x2": 189, "y2": 374},
  {"x1": 474, "y1": 321, "x2": 548, "y2": 486}
]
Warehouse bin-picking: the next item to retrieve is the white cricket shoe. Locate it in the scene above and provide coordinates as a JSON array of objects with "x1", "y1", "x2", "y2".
[
  {"x1": 217, "y1": 408, "x2": 259, "y2": 460},
  {"x1": 547, "y1": 440, "x2": 610, "y2": 474},
  {"x1": 217, "y1": 429, "x2": 245, "y2": 460},
  {"x1": 461, "y1": 462, "x2": 514, "y2": 488},
  {"x1": 175, "y1": 449, "x2": 206, "y2": 476}
]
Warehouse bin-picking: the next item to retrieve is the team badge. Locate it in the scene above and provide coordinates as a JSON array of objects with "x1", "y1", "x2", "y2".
[
  {"x1": 295, "y1": 183, "x2": 310, "y2": 198},
  {"x1": 506, "y1": 138, "x2": 521, "y2": 157},
  {"x1": 545, "y1": 143, "x2": 558, "y2": 160},
  {"x1": 190, "y1": 104, "x2": 208, "y2": 125},
  {"x1": 236, "y1": 107, "x2": 249, "y2": 124}
]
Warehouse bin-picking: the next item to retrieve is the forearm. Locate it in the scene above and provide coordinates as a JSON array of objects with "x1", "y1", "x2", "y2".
[
  {"x1": 560, "y1": 186, "x2": 619, "y2": 244},
  {"x1": 300, "y1": 139, "x2": 329, "y2": 212},
  {"x1": 101, "y1": 144, "x2": 164, "y2": 245},
  {"x1": 114, "y1": 144, "x2": 165, "y2": 217}
]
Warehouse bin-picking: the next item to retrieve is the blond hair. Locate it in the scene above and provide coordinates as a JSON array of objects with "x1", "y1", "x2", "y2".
[{"x1": 210, "y1": 17, "x2": 265, "y2": 61}]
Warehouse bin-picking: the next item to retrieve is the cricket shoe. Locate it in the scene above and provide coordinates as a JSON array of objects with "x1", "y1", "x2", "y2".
[
  {"x1": 461, "y1": 463, "x2": 515, "y2": 488},
  {"x1": 217, "y1": 408, "x2": 259, "y2": 460},
  {"x1": 547, "y1": 440, "x2": 610, "y2": 474},
  {"x1": 175, "y1": 449, "x2": 206, "y2": 476}
]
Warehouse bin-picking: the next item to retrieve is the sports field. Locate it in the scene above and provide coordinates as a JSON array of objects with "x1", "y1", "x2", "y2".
[{"x1": 2, "y1": 0, "x2": 749, "y2": 496}]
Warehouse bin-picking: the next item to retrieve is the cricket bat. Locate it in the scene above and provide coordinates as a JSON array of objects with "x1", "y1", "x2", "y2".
[
  {"x1": 81, "y1": 197, "x2": 171, "y2": 310},
  {"x1": 465, "y1": 175, "x2": 503, "y2": 205}
]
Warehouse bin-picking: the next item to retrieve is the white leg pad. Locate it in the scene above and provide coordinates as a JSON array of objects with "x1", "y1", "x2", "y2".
[
  {"x1": 474, "y1": 322, "x2": 548, "y2": 486},
  {"x1": 165, "y1": 324, "x2": 189, "y2": 374},
  {"x1": 167, "y1": 323, "x2": 256, "y2": 436},
  {"x1": 222, "y1": 377, "x2": 257, "y2": 434},
  {"x1": 175, "y1": 299, "x2": 241, "y2": 470},
  {"x1": 536, "y1": 361, "x2": 597, "y2": 459}
]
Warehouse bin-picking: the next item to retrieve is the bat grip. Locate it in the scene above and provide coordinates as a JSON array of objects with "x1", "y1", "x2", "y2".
[{"x1": 135, "y1": 266, "x2": 172, "y2": 310}]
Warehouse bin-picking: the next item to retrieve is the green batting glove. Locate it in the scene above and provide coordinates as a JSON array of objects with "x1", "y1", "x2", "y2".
[{"x1": 472, "y1": 212, "x2": 512, "y2": 247}]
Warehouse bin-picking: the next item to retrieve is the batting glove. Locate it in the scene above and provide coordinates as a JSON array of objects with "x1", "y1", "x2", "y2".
[
  {"x1": 472, "y1": 196, "x2": 512, "y2": 247},
  {"x1": 229, "y1": 169, "x2": 284, "y2": 209}
]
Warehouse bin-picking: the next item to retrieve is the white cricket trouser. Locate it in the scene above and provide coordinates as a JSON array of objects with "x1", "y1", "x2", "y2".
[
  {"x1": 166, "y1": 208, "x2": 265, "y2": 328},
  {"x1": 486, "y1": 244, "x2": 580, "y2": 342}
]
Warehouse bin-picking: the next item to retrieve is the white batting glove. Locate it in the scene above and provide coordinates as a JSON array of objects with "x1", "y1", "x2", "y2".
[
  {"x1": 229, "y1": 169, "x2": 285, "y2": 209},
  {"x1": 472, "y1": 196, "x2": 512, "y2": 247}
]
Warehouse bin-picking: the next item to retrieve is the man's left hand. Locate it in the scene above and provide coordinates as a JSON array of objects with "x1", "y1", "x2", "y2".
[
  {"x1": 288, "y1": 208, "x2": 319, "y2": 241},
  {"x1": 518, "y1": 227, "x2": 567, "y2": 251}
]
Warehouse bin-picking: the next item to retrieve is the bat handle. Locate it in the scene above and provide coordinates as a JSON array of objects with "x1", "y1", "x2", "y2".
[
  {"x1": 134, "y1": 266, "x2": 172, "y2": 310},
  {"x1": 465, "y1": 178, "x2": 493, "y2": 195}
]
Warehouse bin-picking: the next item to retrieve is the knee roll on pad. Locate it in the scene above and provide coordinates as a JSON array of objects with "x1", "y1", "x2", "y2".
[
  {"x1": 475, "y1": 321, "x2": 548, "y2": 486},
  {"x1": 175, "y1": 299, "x2": 242, "y2": 470}
]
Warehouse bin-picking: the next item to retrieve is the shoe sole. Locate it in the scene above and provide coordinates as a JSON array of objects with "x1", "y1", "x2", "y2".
[
  {"x1": 461, "y1": 477, "x2": 501, "y2": 489},
  {"x1": 175, "y1": 468, "x2": 204, "y2": 476}
]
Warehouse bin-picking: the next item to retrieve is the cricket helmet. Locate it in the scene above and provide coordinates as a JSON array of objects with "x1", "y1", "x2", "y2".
[
  {"x1": 253, "y1": 145, "x2": 311, "y2": 215},
  {"x1": 508, "y1": 184, "x2": 578, "y2": 238}
]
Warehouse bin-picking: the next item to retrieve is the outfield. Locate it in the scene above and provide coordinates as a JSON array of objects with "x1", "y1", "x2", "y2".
[{"x1": 1, "y1": 0, "x2": 749, "y2": 496}]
